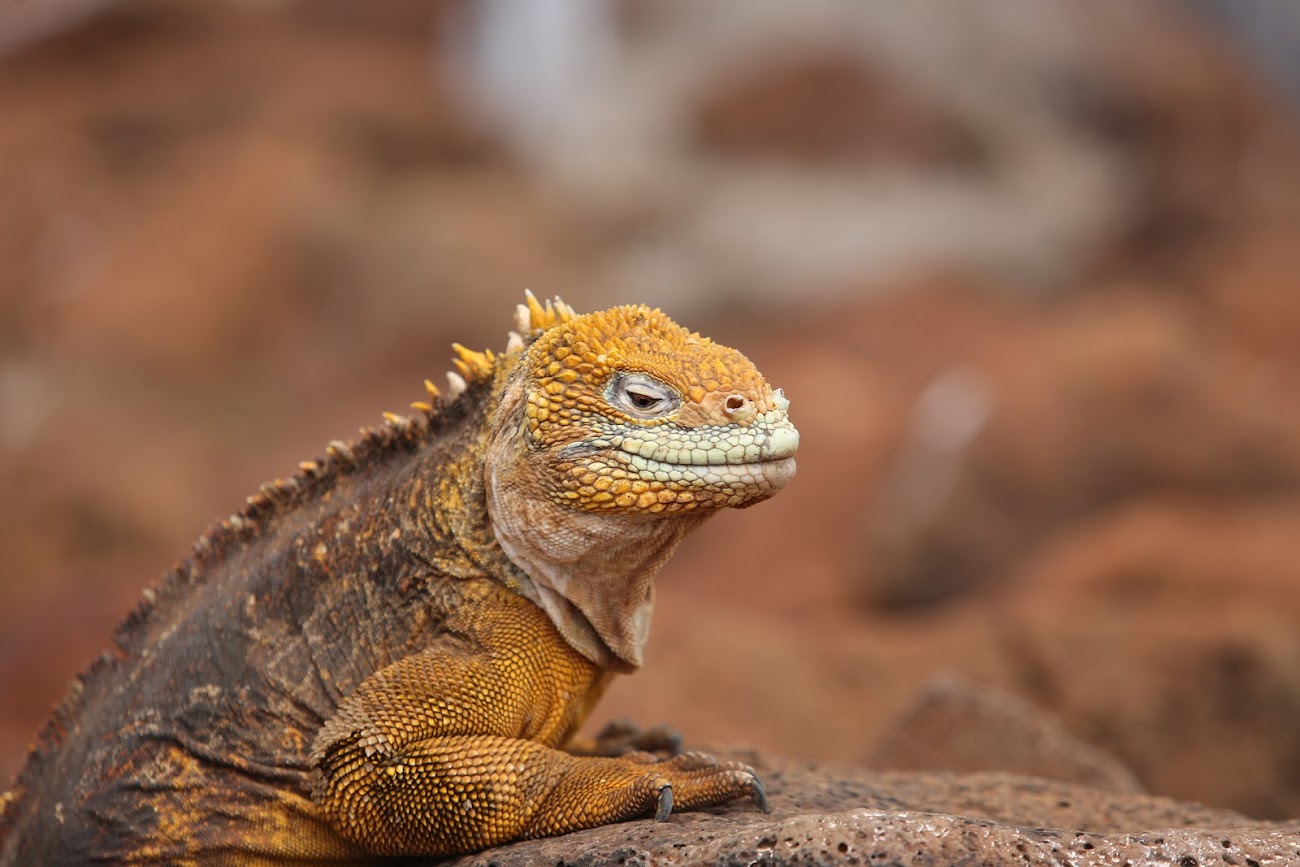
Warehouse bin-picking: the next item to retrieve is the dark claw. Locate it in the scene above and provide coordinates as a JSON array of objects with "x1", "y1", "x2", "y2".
[
  {"x1": 655, "y1": 784, "x2": 674, "y2": 822},
  {"x1": 752, "y1": 776, "x2": 769, "y2": 813}
]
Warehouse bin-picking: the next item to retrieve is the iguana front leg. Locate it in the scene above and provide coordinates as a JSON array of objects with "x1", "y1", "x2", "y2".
[
  {"x1": 309, "y1": 584, "x2": 764, "y2": 857},
  {"x1": 317, "y1": 733, "x2": 763, "y2": 856}
]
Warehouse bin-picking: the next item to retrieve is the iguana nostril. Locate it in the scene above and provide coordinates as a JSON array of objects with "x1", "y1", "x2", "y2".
[{"x1": 724, "y1": 394, "x2": 752, "y2": 420}]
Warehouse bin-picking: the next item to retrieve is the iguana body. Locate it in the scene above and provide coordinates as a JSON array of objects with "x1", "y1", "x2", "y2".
[{"x1": 0, "y1": 295, "x2": 798, "y2": 864}]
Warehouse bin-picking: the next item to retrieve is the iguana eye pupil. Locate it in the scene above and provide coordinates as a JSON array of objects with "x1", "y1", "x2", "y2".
[{"x1": 607, "y1": 372, "x2": 680, "y2": 418}]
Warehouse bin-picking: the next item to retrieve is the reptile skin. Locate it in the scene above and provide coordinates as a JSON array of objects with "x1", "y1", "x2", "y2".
[{"x1": 0, "y1": 294, "x2": 798, "y2": 864}]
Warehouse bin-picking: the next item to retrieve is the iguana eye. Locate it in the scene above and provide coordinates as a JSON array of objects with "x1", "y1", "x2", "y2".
[
  {"x1": 629, "y1": 390, "x2": 659, "y2": 410},
  {"x1": 607, "y1": 373, "x2": 679, "y2": 419}
]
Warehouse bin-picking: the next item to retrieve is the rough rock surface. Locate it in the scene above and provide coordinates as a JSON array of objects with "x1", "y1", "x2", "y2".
[{"x1": 449, "y1": 753, "x2": 1300, "y2": 866}]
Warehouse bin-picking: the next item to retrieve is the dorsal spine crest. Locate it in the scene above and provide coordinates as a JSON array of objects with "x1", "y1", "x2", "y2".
[
  {"x1": 518, "y1": 289, "x2": 577, "y2": 337},
  {"x1": 110, "y1": 292, "x2": 570, "y2": 659}
]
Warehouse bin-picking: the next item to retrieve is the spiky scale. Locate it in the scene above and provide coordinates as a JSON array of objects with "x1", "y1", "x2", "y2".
[
  {"x1": 524, "y1": 289, "x2": 549, "y2": 332},
  {"x1": 326, "y1": 439, "x2": 355, "y2": 462},
  {"x1": 446, "y1": 371, "x2": 467, "y2": 400},
  {"x1": 514, "y1": 304, "x2": 533, "y2": 339},
  {"x1": 451, "y1": 343, "x2": 495, "y2": 381}
]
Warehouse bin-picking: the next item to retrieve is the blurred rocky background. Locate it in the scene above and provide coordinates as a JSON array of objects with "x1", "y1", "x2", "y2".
[{"x1": 3, "y1": 0, "x2": 1300, "y2": 824}]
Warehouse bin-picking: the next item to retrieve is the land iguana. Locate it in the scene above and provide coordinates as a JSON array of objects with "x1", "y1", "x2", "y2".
[{"x1": 0, "y1": 294, "x2": 799, "y2": 864}]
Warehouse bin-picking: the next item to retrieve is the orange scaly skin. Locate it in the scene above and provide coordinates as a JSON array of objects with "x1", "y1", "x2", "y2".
[{"x1": 0, "y1": 295, "x2": 798, "y2": 863}]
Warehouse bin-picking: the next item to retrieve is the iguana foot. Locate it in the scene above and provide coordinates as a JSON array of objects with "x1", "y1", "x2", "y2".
[{"x1": 639, "y1": 751, "x2": 768, "y2": 819}]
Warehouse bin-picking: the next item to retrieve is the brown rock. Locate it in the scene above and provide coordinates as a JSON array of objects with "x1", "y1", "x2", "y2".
[
  {"x1": 869, "y1": 674, "x2": 1142, "y2": 794},
  {"x1": 1000, "y1": 498, "x2": 1300, "y2": 820},
  {"x1": 860, "y1": 294, "x2": 1300, "y2": 609},
  {"x1": 690, "y1": 52, "x2": 983, "y2": 168},
  {"x1": 450, "y1": 752, "x2": 1300, "y2": 867}
]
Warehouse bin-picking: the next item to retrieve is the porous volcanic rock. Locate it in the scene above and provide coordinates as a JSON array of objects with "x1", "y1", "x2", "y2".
[{"x1": 449, "y1": 752, "x2": 1300, "y2": 867}]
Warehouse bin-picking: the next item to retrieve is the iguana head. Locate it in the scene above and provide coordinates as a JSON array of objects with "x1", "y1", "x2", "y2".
[
  {"x1": 484, "y1": 294, "x2": 799, "y2": 669},
  {"x1": 519, "y1": 302, "x2": 798, "y2": 513}
]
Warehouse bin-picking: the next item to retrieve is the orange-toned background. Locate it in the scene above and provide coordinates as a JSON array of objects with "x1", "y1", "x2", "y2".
[{"x1": 4, "y1": 0, "x2": 1300, "y2": 820}]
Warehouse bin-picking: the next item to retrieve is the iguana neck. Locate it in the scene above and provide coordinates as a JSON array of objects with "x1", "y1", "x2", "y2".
[{"x1": 483, "y1": 368, "x2": 709, "y2": 671}]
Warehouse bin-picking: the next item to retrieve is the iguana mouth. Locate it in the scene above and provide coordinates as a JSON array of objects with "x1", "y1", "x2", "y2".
[
  {"x1": 700, "y1": 455, "x2": 797, "y2": 491},
  {"x1": 621, "y1": 452, "x2": 797, "y2": 495},
  {"x1": 609, "y1": 414, "x2": 799, "y2": 500},
  {"x1": 613, "y1": 413, "x2": 800, "y2": 468}
]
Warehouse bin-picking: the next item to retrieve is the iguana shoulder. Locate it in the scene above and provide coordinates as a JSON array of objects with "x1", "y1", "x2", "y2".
[{"x1": 0, "y1": 293, "x2": 798, "y2": 864}]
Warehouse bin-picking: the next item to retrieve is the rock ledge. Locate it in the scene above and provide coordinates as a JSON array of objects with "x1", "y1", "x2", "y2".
[{"x1": 450, "y1": 753, "x2": 1300, "y2": 866}]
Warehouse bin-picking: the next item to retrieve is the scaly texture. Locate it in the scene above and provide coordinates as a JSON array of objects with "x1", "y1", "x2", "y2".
[{"x1": 0, "y1": 294, "x2": 798, "y2": 864}]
